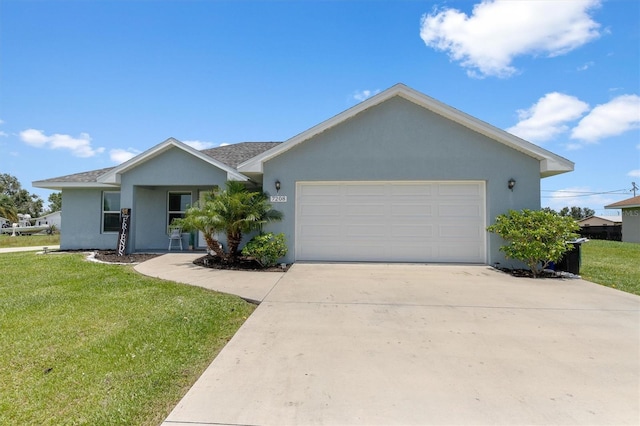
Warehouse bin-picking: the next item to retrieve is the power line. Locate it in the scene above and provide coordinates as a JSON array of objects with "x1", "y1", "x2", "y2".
[{"x1": 540, "y1": 189, "x2": 629, "y2": 198}]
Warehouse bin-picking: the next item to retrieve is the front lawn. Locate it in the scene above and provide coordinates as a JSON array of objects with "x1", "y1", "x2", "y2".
[
  {"x1": 0, "y1": 233, "x2": 60, "y2": 248},
  {"x1": 0, "y1": 252, "x2": 255, "y2": 425},
  {"x1": 581, "y1": 239, "x2": 640, "y2": 296}
]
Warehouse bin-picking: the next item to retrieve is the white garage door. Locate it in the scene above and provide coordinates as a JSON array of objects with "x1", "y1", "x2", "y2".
[{"x1": 296, "y1": 181, "x2": 486, "y2": 263}]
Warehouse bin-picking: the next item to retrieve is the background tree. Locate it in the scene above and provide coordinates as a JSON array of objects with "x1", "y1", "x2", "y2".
[
  {"x1": 544, "y1": 206, "x2": 595, "y2": 220},
  {"x1": 0, "y1": 173, "x2": 44, "y2": 218},
  {"x1": 47, "y1": 192, "x2": 62, "y2": 212},
  {"x1": 175, "y1": 181, "x2": 283, "y2": 262},
  {"x1": 0, "y1": 194, "x2": 18, "y2": 223}
]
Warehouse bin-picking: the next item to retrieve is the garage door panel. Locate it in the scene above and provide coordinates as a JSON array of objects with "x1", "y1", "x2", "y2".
[
  {"x1": 345, "y1": 205, "x2": 386, "y2": 215},
  {"x1": 392, "y1": 224, "x2": 434, "y2": 237},
  {"x1": 438, "y1": 183, "x2": 482, "y2": 196},
  {"x1": 438, "y1": 224, "x2": 483, "y2": 238},
  {"x1": 391, "y1": 204, "x2": 433, "y2": 216},
  {"x1": 346, "y1": 184, "x2": 386, "y2": 196},
  {"x1": 297, "y1": 181, "x2": 485, "y2": 263},
  {"x1": 438, "y1": 204, "x2": 482, "y2": 217}
]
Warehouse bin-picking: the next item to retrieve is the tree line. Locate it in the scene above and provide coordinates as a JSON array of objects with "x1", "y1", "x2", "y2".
[{"x1": 0, "y1": 173, "x2": 61, "y2": 223}]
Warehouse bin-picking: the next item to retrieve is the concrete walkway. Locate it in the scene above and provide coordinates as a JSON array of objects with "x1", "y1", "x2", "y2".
[
  {"x1": 0, "y1": 245, "x2": 59, "y2": 254},
  {"x1": 135, "y1": 257, "x2": 640, "y2": 425},
  {"x1": 134, "y1": 253, "x2": 285, "y2": 303}
]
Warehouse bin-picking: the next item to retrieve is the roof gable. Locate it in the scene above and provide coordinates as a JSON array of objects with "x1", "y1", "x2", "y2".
[
  {"x1": 238, "y1": 83, "x2": 574, "y2": 178},
  {"x1": 98, "y1": 138, "x2": 248, "y2": 184}
]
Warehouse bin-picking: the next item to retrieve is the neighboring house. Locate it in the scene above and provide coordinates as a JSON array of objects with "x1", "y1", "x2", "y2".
[
  {"x1": 578, "y1": 215, "x2": 622, "y2": 241},
  {"x1": 34, "y1": 211, "x2": 62, "y2": 229},
  {"x1": 605, "y1": 196, "x2": 640, "y2": 243},
  {"x1": 33, "y1": 83, "x2": 574, "y2": 265}
]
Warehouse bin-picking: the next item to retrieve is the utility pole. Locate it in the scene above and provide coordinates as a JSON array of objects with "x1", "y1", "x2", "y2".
[{"x1": 632, "y1": 182, "x2": 638, "y2": 197}]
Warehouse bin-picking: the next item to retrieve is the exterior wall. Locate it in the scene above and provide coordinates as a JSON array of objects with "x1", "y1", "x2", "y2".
[
  {"x1": 622, "y1": 208, "x2": 640, "y2": 243},
  {"x1": 262, "y1": 96, "x2": 541, "y2": 265},
  {"x1": 579, "y1": 216, "x2": 621, "y2": 227},
  {"x1": 35, "y1": 211, "x2": 62, "y2": 229},
  {"x1": 61, "y1": 147, "x2": 229, "y2": 252},
  {"x1": 121, "y1": 148, "x2": 228, "y2": 252},
  {"x1": 60, "y1": 188, "x2": 119, "y2": 250}
]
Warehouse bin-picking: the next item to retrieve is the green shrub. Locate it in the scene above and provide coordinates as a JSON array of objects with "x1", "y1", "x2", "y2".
[
  {"x1": 487, "y1": 209, "x2": 580, "y2": 277},
  {"x1": 241, "y1": 233, "x2": 288, "y2": 267}
]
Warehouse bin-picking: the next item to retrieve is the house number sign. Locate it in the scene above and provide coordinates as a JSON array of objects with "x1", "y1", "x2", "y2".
[{"x1": 270, "y1": 195, "x2": 287, "y2": 203}]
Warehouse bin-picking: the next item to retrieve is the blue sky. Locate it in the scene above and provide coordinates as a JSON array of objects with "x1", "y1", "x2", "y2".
[{"x1": 1, "y1": 0, "x2": 638, "y2": 215}]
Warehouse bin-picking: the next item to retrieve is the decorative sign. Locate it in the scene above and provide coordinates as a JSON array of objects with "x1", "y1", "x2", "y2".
[
  {"x1": 117, "y1": 208, "x2": 131, "y2": 256},
  {"x1": 270, "y1": 195, "x2": 288, "y2": 203}
]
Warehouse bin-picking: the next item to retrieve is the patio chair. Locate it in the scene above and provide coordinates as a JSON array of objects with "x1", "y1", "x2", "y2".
[{"x1": 168, "y1": 226, "x2": 183, "y2": 251}]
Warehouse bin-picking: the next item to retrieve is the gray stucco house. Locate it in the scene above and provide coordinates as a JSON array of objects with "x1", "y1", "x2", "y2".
[
  {"x1": 34, "y1": 84, "x2": 573, "y2": 265},
  {"x1": 605, "y1": 196, "x2": 640, "y2": 243}
]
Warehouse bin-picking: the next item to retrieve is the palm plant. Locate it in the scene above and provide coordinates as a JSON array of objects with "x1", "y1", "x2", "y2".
[
  {"x1": 0, "y1": 194, "x2": 18, "y2": 224},
  {"x1": 175, "y1": 181, "x2": 283, "y2": 262}
]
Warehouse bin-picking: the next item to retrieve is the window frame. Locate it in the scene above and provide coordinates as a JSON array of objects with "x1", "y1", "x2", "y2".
[
  {"x1": 102, "y1": 191, "x2": 121, "y2": 233},
  {"x1": 167, "y1": 191, "x2": 192, "y2": 229}
]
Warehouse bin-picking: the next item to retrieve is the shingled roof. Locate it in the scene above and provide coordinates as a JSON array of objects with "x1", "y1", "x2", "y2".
[
  {"x1": 35, "y1": 142, "x2": 282, "y2": 185},
  {"x1": 605, "y1": 195, "x2": 640, "y2": 209},
  {"x1": 201, "y1": 142, "x2": 281, "y2": 168}
]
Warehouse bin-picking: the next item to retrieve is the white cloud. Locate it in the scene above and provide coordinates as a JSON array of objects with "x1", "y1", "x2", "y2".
[
  {"x1": 19, "y1": 129, "x2": 104, "y2": 157},
  {"x1": 353, "y1": 89, "x2": 380, "y2": 102},
  {"x1": 109, "y1": 148, "x2": 140, "y2": 164},
  {"x1": 420, "y1": 0, "x2": 601, "y2": 78},
  {"x1": 183, "y1": 140, "x2": 216, "y2": 150},
  {"x1": 571, "y1": 94, "x2": 640, "y2": 142},
  {"x1": 628, "y1": 170, "x2": 640, "y2": 178},
  {"x1": 577, "y1": 61, "x2": 594, "y2": 71},
  {"x1": 507, "y1": 93, "x2": 589, "y2": 142},
  {"x1": 0, "y1": 131, "x2": 7, "y2": 138}
]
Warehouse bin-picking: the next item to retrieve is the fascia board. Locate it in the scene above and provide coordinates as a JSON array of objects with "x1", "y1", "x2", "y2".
[
  {"x1": 32, "y1": 181, "x2": 120, "y2": 190},
  {"x1": 238, "y1": 87, "x2": 403, "y2": 173},
  {"x1": 238, "y1": 83, "x2": 573, "y2": 177},
  {"x1": 396, "y1": 87, "x2": 575, "y2": 176},
  {"x1": 98, "y1": 137, "x2": 248, "y2": 183}
]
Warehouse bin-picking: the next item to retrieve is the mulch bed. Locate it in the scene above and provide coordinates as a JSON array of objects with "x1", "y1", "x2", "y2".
[
  {"x1": 93, "y1": 251, "x2": 161, "y2": 264},
  {"x1": 194, "y1": 254, "x2": 290, "y2": 272},
  {"x1": 87, "y1": 250, "x2": 289, "y2": 272},
  {"x1": 495, "y1": 267, "x2": 578, "y2": 279}
]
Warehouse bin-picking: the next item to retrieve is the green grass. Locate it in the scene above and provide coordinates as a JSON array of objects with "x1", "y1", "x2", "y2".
[
  {"x1": 581, "y1": 239, "x2": 640, "y2": 296},
  {"x1": 0, "y1": 252, "x2": 255, "y2": 425},
  {"x1": 0, "y1": 233, "x2": 60, "y2": 248}
]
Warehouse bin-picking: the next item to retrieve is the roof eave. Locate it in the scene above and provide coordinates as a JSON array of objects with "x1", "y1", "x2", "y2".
[
  {"x1": 33, "y1": 181, "x2": 120, "y2": 190},
  {"x1": 98, "y1": 137, "x2": 249, "y2": 183},
  {"x1": 605, "y1": 204, "x2": 640, "y2": 209},
  {"x1": 238, "y1": 83, "x2": 574, "y2": 178}
]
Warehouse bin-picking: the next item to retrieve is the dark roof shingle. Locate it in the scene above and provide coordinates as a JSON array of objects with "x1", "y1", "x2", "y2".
[{"x1": 35, "y1": 142, "x2": 281, "y2": 184}]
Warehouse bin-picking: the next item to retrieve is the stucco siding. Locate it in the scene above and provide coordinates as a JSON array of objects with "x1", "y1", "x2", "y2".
[
  {"x1": 122, "y1": 147, "x2": 228, "y2": 186},
  {"x1": 622, "y1": 208, "x2": 640, "y2": 243},
  {"x1": 60, "y1": 188, "x2": 118, "y2": 250},
  {"x1": 60, "y1": 148, "x2": 230, "y2": 252},
  {"x1": 262, "y1": 97, "x2": 541, "y2": 264}
]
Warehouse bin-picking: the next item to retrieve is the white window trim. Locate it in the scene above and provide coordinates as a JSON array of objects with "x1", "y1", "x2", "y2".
[
  {"x1": 102, "y1": 191, "x2": 121, "y2": 234},
  {"x1": 167, "y1": 191, "x2": 192, "y2": 229}
]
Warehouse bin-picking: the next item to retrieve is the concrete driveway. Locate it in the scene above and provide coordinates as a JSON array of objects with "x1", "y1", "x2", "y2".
[{"x1": 163, "y1": 263, "x2": 640, "y2": 426}]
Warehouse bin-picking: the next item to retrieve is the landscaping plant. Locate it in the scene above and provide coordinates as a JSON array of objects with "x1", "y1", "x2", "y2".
[
  {"x1": 241, "y1": 232, "x2": 288, "y2": 267},
  {"x1": 174, "y1": 181, "x2": 283, "y2": 262},
  {"x1": 487, "y1": 209, "x2": 580, "y2": 277}
]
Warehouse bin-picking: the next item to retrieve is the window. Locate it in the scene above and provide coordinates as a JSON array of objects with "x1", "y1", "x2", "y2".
[
  {"x1": 168, "y1": 192, "x2": 191, "y2": 227},
  {"x1": 103, "y1": 191, "x2": 121, "y2": 233}
]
